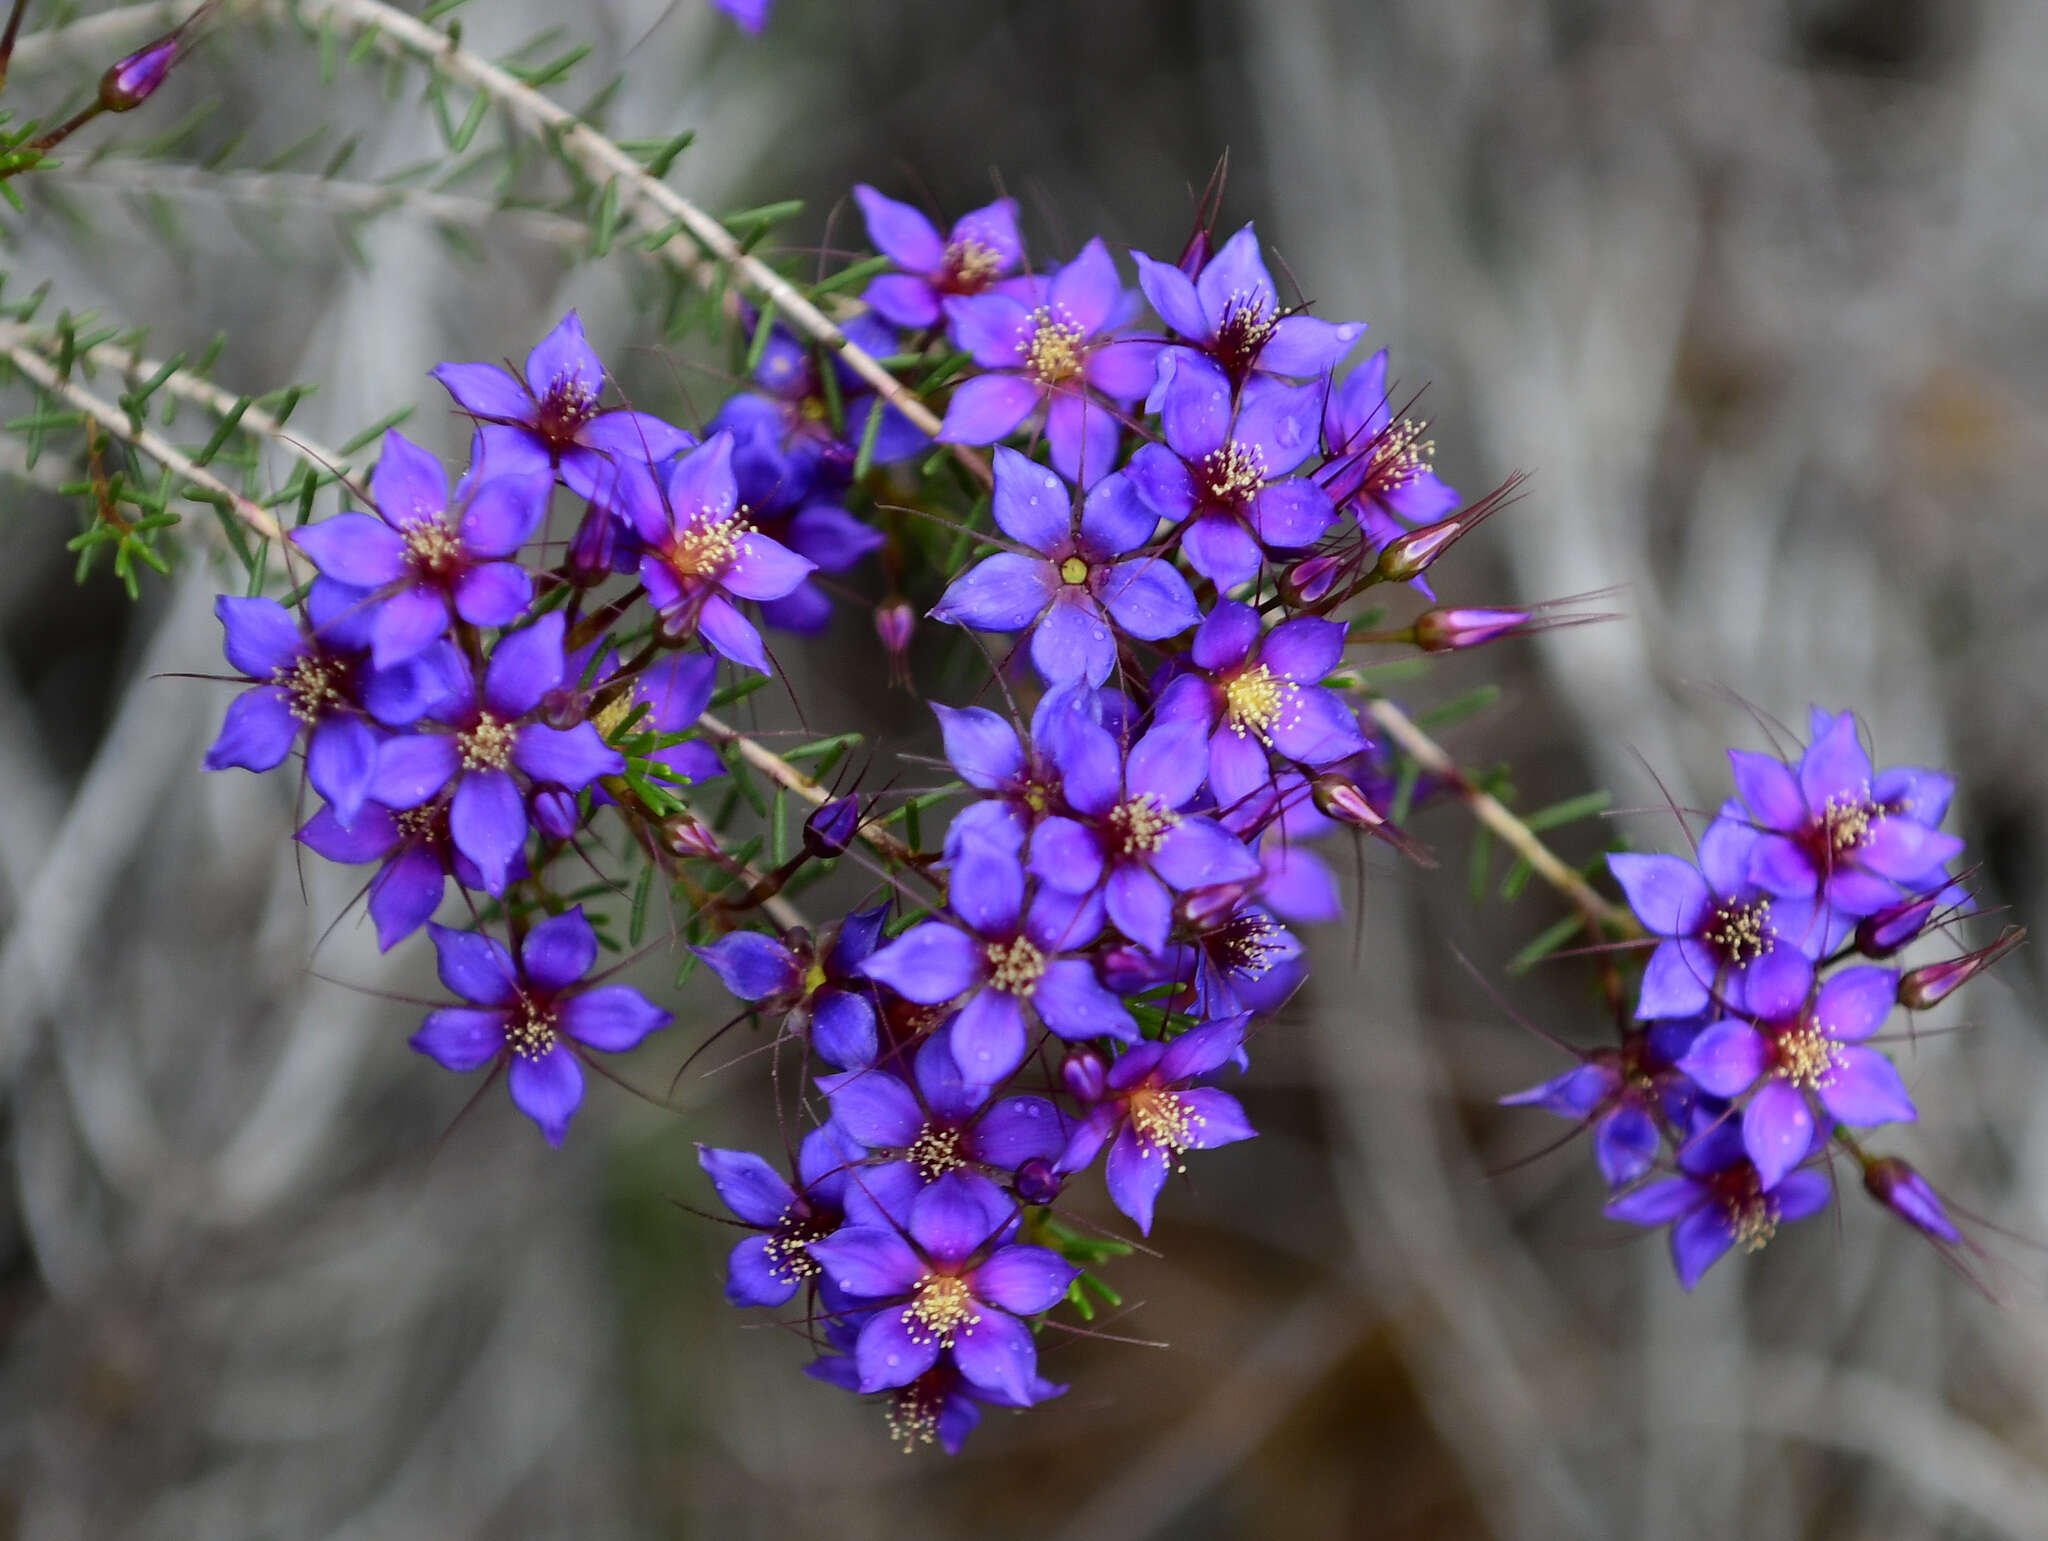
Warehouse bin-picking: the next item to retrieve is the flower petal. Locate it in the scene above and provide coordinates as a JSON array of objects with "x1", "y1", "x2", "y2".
[
  {"x1": 990, "y1": 445, "x2": 1073, "y2": 553},
  {"x1": 449, "y1": 767, "x2": 527, "y2": 895},
  {"x1": 1607, "y1": 853, "x2": 1713, "y2": 937},
  {"x1": 1820, "y1": 1047, "x2": 1917, "y2": 1127},
  {"x1": 951, "y1": 989, "x2": 1029, "y2": 1085},
  {"x1": 1032, "y1": 958, "x2": 1138, "y2": 1044},
  {"x1": 560, "y1": 985, "x2": 670, "y2": 1053},
  {"x1": 937, "y1": 372, "x2": 1040, "y2": 445},
  {"x1": 507, "y1": 1044, "x2": 584, "y2": 1147},
  {"x1": 930, "y1": 552, "x2": 1054, "y2": 633},
  {"x1": 409, "y1": 1007, "x2": 506, "y2": 1072},
  {"x1": 694, "y1": 932, "x2": 801, "y2": 1002},
  {"x1": 511, "y1": 721, "x2": 622, "y2": 791},
  {"x1": 696, "y1": 1145, "x2": 799, "y2": 1227},
  {"x1": 520, "y1": 907, "x2": 597, "y2": 991}
]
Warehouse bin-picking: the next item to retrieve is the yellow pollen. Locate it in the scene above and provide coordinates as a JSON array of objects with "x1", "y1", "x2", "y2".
[
  {"x1": 984, "y1": 935, "x2": 1048, "y2": 995},
  {"x1": 1821, "y1": 788, "x2": 1878, "y2": 852},
  {"x1": 1200, "y1": 442, "x2": 1269, "y2": 505},
  {"x1": 1109, "y1": 794, "x2": 1179, "y2": 856},
  {"x1": 1706, "y1": 899, "x2": 1776, "y2": 963},
  {"x1": 1367, "y1": 416, "x2": 1435, "y2": 491},
  {"x1": 1216, "y1": 288, "x2": 1276, "y2": 358},
  {"x1": 944, "y1": 238, "x2": 1004, "y2": 290},
  {"x1": 762, "y1": 1209, "x2": 829, "y2": 1285},
  {"x1": 907, "y1": 1124, "x2": 966, "y2": 1180},
  {"x1": 1022, "y1": 307, "x2": 1086, "y2": 384},
  {"x1": 1730, "y1": 1189, "x2": 1780, "y2": 1253},
  {"x1": 666, "y1": 509, "x2": 753, "y2": 579},
  {"x1": 1220, "y1": 915, "x2": 1285, "y2": 977},
  {"x1": 886, "y1": 1384, "x2": 943, "y2": 1453},
  {"x1": 904, "y1": 1273, "x2": 981, "y2": 1348},
  {"x1": 1776, "y1": 1024, "x2": 1842, "y2": 1090},
  {"x1": 504, "y1": 999, "x2": 558, "y2": 1061},
  {"x1": 591, "y1": 694, "x2": 633, "y2": 741},
  {"x1": 1059, "y1": 555, "x2": 1091, "y2": 585},
  {"x1": 1128, "y1": 1086, "x2": 1204, "y2": 1172},
  {"x1": 275, "y1": 655, "x2": 341, "y2": 724},
  {"x1": 402, "y1": 519, "x2": 462, "y2": 574},
  {"x1": 542, "y1": 374, "x2": 599, "y2": 428},
  {"x1": 1223, "y1": 664, "x2": 1299, "y2": 744},
  {"x1": 460, "y1": 713, "x2": 517, "y2": 771}
]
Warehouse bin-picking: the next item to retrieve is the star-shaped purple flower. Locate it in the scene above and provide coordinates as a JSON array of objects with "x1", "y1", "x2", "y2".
[
  {"x1": 410, "y1": 907, "x2": 671, "y2": 1145},
  {"x1": 1126, "y1": 352, "x2": 1335, "y2": 590},
  {"x1": 366, "y1": 613, "x2": 626, "y2": 894},
  {"x1": 938, "y1": 238, "x2": 1159, "y2": 487},
  {"x1": 1677, "y1": 964, "x2": 1915, "y2": 1189},
  {"x1": 1319, "y1": 350, "x2": 1460, "y2": 550},
  {"x1": 1055, "y1": 1013, "x2": 1258, "y2": 1234},
  {"x1": 928, "y1": 449, "x2": 1199, "y2": 685},
  {"x1": 432, "y1": 311, "x2": 696, "y2": 499},
  {"x1": 853, "y1": 184, "x2": 1026, "y2": 332},
  {"x1": 858, "y1": 833, "x2": 1136, "y2": 1085},
  {"x1": 698, "y1": 1130, "x2": 858, "y2": 1308},
  {"x1": 297, "y1": 798, "x2": 511, "y2": 951},
  {"x1": 806, "y1": 1171, "x2": 1077, "y2": 1403},
  {"x1": 1133, "y1": 222, "x2": 1364, "y2": 389},
  {"x1": 694, "y1": 903, "x2": 891, "y2": 1070},
  {"x1": 805, "y1": 1323, "x2": 1065, "y2": 1455}
]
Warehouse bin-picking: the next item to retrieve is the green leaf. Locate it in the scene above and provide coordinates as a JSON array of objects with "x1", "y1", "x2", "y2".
[
  {"x1": 1416, "y1": 684, "x2": 1501, "y2": 732},
  {"x1": 1508, "y1": 912, "x2": 1588, "y2": 975},
  {"x1": 1521, "y1": 789, "x2": 1613, "y2": 834},
  {"x1": 629, "y1": 863, "x2": 655, "y2": 948}
]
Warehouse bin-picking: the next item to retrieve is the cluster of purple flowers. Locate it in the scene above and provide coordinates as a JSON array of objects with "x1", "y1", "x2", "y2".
[{"x1": 1505, "y1": 708, "x2": 2005, "y2": 1288}]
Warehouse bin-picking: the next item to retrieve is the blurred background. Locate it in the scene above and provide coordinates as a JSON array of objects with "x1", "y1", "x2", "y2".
[{"x1": 2, "y1": 0, "x2": 2046, "y2": 1535}]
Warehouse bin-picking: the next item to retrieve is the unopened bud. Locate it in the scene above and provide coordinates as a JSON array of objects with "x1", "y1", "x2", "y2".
[
  {"x1": 1898, "y1": 926, "x2": 2026, "y2": 1009},
  {"x1": 1179, "y1": 878, "x2": 1259, "y2": 932},
  {"x1": 875, "y1": 598, "x2": 915, "y2": 686},
  {"x1": 1060, "y1": 1048, "x2": 1107, "y2": 1104},
  {"x1": 1857, "y1": 894, "x2": 1940, "y2": 959},
  {"x1": 660, "y1": 812, "x2": 719, "y2": 859},
  {"x1": 532, "y1": 788, "x2": 580, "y2": 842},
  {"x1": 803, "y1": 795, "x2": 860, "y2": 859},
  {"x1": 1413, "y1": 606, "x2": 1533, "y2": 653},
  {"x1": 1015, "y1": 1158, "x2": 1062, "y2": 1206},
  {"x1": 1377, "y1": 516, "x2": 1468, "y2": 583},
  {"x1": 1863, "y1": 1157, "x2": 1962, "y2": 1245},
  {"x1": 567, "y1": 504, "x2": 621, "y2": 586},
  {"x1": 1279, "y1": 553, "x2": 1342, "y2": 608},
  {"x1": 1176, "y1": 225, "x2": 1212, "y2": 279},
  {"x1": 1310, "y1": 773, "x2": 1438, "y2": 868},
  {"x1": 100, "y1": 37, "x2": 179, "y2": 112}
]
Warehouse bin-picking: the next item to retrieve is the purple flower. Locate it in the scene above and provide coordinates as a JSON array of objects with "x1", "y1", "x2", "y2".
[
  {"x1": 1126, "y1": 353, "x2": 1334, "y2": 589},
  {"x1": 853, "y1": 185, "x2": 1026, "y2": 331},
  {"x1": 709, "y1": 0, "x2": 772, "y2": 31},
  {"x1": 1188, "y1": 900, "x2": 1304, "y2": 1017},
  {"x1": 695, "y1": 904, "x2": 891, "y2": 1070},
  {"x1": 432, "y1": 312, "x2": 695, "y2": 500},
  {"x1": 1734, "y1": 707, "x2": 1965, "y2": 920},
  {"x1": 805, "y1": 1325, "x2": 1064, "y2": 1454},
  {"x1": 1608, "y1": 811, "x2": 1839, "y2": 1022},
  {"x1": 409, "y1": 908, "x2": 671, "y2": 1145},
  {"x1": 615, "y1": 433, "x2": 817, "y2": 673},
  {"x1": 858, "y1": 834, "x2": 1136, "y2": 1085},
  {"x1": 202, "y1": 586, "x2": 448, "y2": 827},
  {"x1": 1154, "y1": 601, "x2": 1369, "y2": 809},
  {"x1": 1319, "y1": 350, "x2": 1459, "y2": 547},
  {"x1": 1678, "y1": 965, "x2": 1915, "y2": 1189},
  {"x1": 937, "y1": 238, "x2": 1160, "y2": 487},
  {"x1": 698, "y1": 1130, "x2": 857, "y2": 1307},
  {"x1": 930, "y1": 682, "x2": 1104, "y2": 859},
  {"x1": 806, "y1": 1171, "x2": 1078, "y2": 1402},
  {"x1": 1501, "y1": 1052, "x2": 1664, "y2": 1191},
  {"x1": 1603, "y1": 1120, "x2": 1831, "y2": 1290},
  {"x1": 583, "y1": 650, "x2": 727, "y2": 790},
  {"x1": 1133, "y1": 223, "x2": 1364, "y2": 388},
  {"x1": 289, "y1": 430, "x2": 552, "y2": 668},
  {"x1": 365, "y1": 614, "x2": 626, "y2": 894},
  {"x1": 1026, "y1": 708, "x2": 1261, "y2": 952},
  {"x1": 819, "y1": 1025, "x2": 1068, "y2": 1224},
  {"x1": 1056, "y1": 1014, "x2": 1258, "y2": 1234},
  {"x1": 929, "y1": 449, "x2": 1199, "y2": 685},
  {"x1": 297, "y1": 799, "x2": 510, "y2": 951}
]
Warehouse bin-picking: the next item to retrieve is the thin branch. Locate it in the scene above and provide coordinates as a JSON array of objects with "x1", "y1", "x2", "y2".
[{"x1": 698, "y1": 709, "x2": 921, "y2": 869}]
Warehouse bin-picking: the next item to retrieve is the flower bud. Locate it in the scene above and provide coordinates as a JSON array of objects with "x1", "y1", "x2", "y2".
[
  {"x1": 660, "y1": 812, "x2": 720, "y2": 858},
  {"x1": 1310, "y1": 773, "x2": 1438, "y2": 868},
  {"x1": 1014, "y1": 1158, "x2": 1062, "y2": 1206},
  {"x1": 1413, "y1": 606, "x2": 1533, "y2": 653},
  {"x1": 1178, "y1": 877, "x2": 1259, "y2": 932},
  {"x1": 532, "y1": 788, "x2": 581, "y2": 842},
  {"x1": 1060, "y1": 1048, "x2": 1107, "y2": 1104},
  {"x1": 803, "y1": 795, "x2": 860, "y2": 859},
  {"x1": 1279, "y1": 554, "x2": 1342, "y2": 608},
  {"x1": 1377, "y1": 516, "x2": 1468, "y2": 584},
  {"x1": 1899, "y1": 927, "x2": 2026, "y2": 1009},
  {"x1": 1863, "y1": 1157, "x2": 1962, "y2": 1244},
  {"x1": 875, "y1": 598, "x2": 915, "y2": 686},
  {"x1": 1856, "y1": 894, "x2": 1939, "y2": 959},
  {"x1": 567, "y1": 503, "x2": 620, "y2": 587},
  {"x1": 100, "y1": 37, "x2": 179, "y2": 112}
]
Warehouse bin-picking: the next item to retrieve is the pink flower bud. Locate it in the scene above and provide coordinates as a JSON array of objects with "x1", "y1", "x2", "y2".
[
  {"x1": 661, "y1": 813, "x2": 720, "y2": 859},
  {"x1": 1413, "y1": 606, "x2": 1534, "y2": 653},
  {"x1": 1856, "y1": 894, "x2": 1940, "y2": 959},
  {"x1": 1310, "y1": 774, "x2": 1438, "y2": 868},
  {"x1": 1863, "y1": 1157, "x2": 1962, "y2": 1244},
  {"x1": 1014, "y1": 1157, "x2": 1062, "y2": 1205},
  {"x1": 875, "y1": 599, "x2": 915, "y2": 686},
  {"x1": 1279, "y1": 553, "x2": 1342, "y2": 608},
  {"x1": 1178, "y1": 877, "x2": 1260, "y2": 932},
  {"x1": 1060, "y1": 1048, "x2": 1107, "y2": 1104},
  {"x1": 1898, "y1": 926, "x2": 2026, "y2": 1009},
  {"x1": 100, "y1": 37, "x2": 178, "y2": 112}
]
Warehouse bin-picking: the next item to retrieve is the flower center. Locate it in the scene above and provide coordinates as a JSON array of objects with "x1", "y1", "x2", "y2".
[
  {"x1": 1022, "y1": 307, "x2": 1086, "y2": 385},
  {"x1": 1774, "y1": 1023, "x2": 1842, "y2": 1090},
  {"x1": 1721, "y1": 1170, "x2": 1780, "y2": 1253},
  {"x1": 1213, "y1": 289, "x2": 1276, "y2": 373},
  {"x1": 1127, "y1": 1085, "x2": 1203, "y2": 1165},
  {"x1": 460, "y1": 713, "x2": 517, "y2": 771},
  {"x1": 907, "y1": 1123, "x2": 967, "y2": 1180},
  {"x1": 1108, "y1": 794, "x2": 1179, "y2": 856},
  {"x1": 1223, "y1": 663, "x2": 1299, "y2": 744},
  {"x1": 394, "y1": 805, "x2": 444, "y2": 842},
  {"x1": 535, "y1": 374, "x2": 599, "y2": 449},
  {"x1": 1819, "y1": 788, "x2": 1879, "y2": 853},
  {"x1": 984, "y1": 934, "x2": 1048, "y2": 995},
  {"x1": 942, "y1": 238, "x2": 1005, "y2": 293},
  {"x1": 904, "y1": 1273, "x2": 981, "y2": 1348},
  {"x1": 665, "y1": 509, "x2": 752, "y2": 579},
  {"x1": 1364, "y1": 415, "x2": 1435, "y2": 495},
  {"x1": 1199, "y1": 442, "x2": 1268, "y2": 508},
  {"x1": 886, "y1": 1378, "x2": 945, "y2": 1453},
  {"x1": 505, "y1": 998, "x2": 558, "y2": 1060},
  {"x1": 275, "y1": 654, "x2": 342, "y2": 724},
  {"x1": 402, "y1": 518, "x2": 463, "y2": 576},
  {"x1": 1059, "y1": 555, "x2": 1091, "y2": 586},
  {"x1": 762, "y1": 1208, "x2": 831, "y2": 1286},
  {"x1": 1704, "y1": 899, "x2": 1776, "y2": 964},
  {"x1": 1216, "y1": 913, "x2": 1286, "y2": 977}
]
